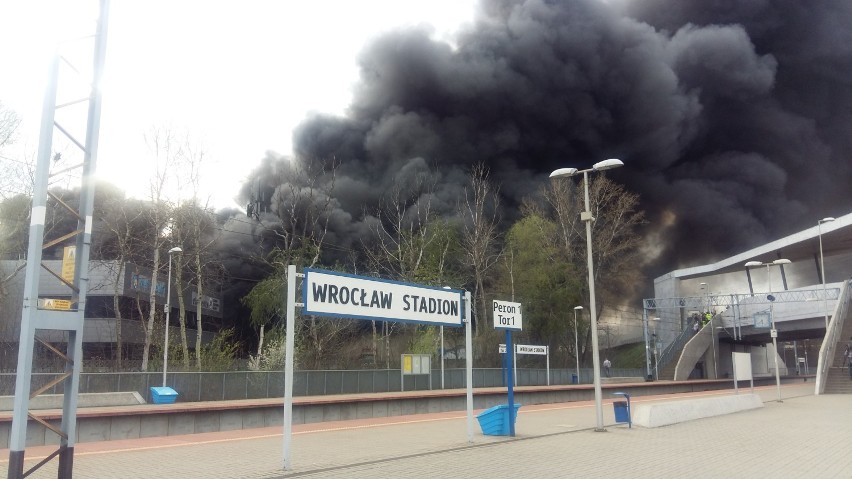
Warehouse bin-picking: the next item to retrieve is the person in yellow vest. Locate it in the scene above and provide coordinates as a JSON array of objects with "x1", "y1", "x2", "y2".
[{"x1": 702, "y1": 312, "x2": 712, "y2": 326}]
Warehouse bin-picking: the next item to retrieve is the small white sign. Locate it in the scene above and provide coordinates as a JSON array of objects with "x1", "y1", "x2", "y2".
[
  {"x1": 516, "y1": 344, "x2": 547, "y2": 355},
  {"x1": 498, "y1": 344, "x2": 507, "y2": 354},
  {"x1": 770, "y1": 329, "x2": 778, "y2": 338},
  {"x1": 493, "y1": 300, "x2": 522, "y2": 330}
]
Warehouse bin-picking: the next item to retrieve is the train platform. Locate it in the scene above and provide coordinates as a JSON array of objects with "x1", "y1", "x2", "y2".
[{"x1": 3, "y1": 382, "x2": 843, "y2": 478}]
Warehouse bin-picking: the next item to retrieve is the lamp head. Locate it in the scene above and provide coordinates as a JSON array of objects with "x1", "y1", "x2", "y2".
[
  {"x1": 772, "y1": 259, "x2": 791, "y2": 265},
  {"x1": 744, "y1": 261, "x2": 763, "y2": 267},
  {"x1": 592, "y1": 158, "x2": 623, "y2": 171},
  {"x1": 549, "y1": 167, "x2": 578, "y2": 178},
  {"x1": 820, "y1": 217, "x2": 835, "y2": 224},
  {"x1": 574, "y1": 305, "x2": 583, "y2": 310},
  {"x1": 168, "y1": 247, "x2": 183, "y2": 254}
]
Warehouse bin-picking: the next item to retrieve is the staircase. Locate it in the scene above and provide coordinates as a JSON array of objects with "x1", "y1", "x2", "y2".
[{"x1": 823, "y1": 300, "x2": 852, "y2": 394}]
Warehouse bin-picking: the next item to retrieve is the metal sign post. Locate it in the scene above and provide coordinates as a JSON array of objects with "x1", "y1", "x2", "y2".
[
  {"x1": 493, "y1": 299, "x2": 522, "y2": 437},
  {"x1": 283, "y1": 267, "x2": 470, "y2": 470},
  {"x1": 505, "y1": 329, "x2": 515, "y2": 436}
]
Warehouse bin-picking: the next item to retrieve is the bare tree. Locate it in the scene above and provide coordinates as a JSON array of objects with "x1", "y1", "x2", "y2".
[
  {"x1": 0, "y1": 104, "x2": 31, "y2": 200},
  {"x1": 363, "y1": 166, "x2": 442, "y2": 366},
  {"x1": 242, "y1": 155, "x2": 355, "y2": 368},
  {"x1": 139, "y1": 128, "x2": 180, "y2": 372},
  {"x1": 93, "y1": 191, "x2": 147, "y2": 370},
  {"x1": 459, "y1": 163, "x2": 501, "y2": 336},
  {"x1": 546, "y1": 174, "x2": 646, "y2": 363}
]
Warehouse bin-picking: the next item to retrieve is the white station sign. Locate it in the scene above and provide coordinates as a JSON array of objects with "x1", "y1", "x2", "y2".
[
  {"x1": 493, "y1": 300, "x2": 522, "y2": 330},
  {"x1": 516, "y1": 344, "x2": 547, "y2": 355},
  {"x1": 303, "y1": 268, "x2": 463, "y2": 326}
]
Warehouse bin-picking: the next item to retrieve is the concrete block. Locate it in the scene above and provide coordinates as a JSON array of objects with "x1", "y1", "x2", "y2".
[
  {"x1": 265, "y1": 407, "x2": 284, "y2": 427},
  {"x1": 194, "y1": 412, "x2": 220, "y2": 433},
  {"x1": 0, "y1": 392, "x2": 146, "y2": 411},
  {"x1": 240, "y1": 410, "x2": 265, "y2": 429},
  {"x1": 387, "y1": 400, "x2": 402, "y2": 417},
  {"x1": 219, "y1": 410, "x2": 243, "y2": 431},
  {"x1": 400, "y1": 400, "x2": 416, "y2": 415},
  {"x1": 109, "y1": 416, "x2": 141, "y2": 440},
  {"x1": 372, "y1": 401, "x2": 388, "y2": 418},
  {"x1": 0, "y1": 423, "x2": 9, "y2": 449},
  {"x1": 356, "y1": 402, "x2": 372, "y2": 419},
  {"x1": 140, "y1": 415, "x2": 169, "y2": 438},
  {"x1": 321, "y1": 404, "x2": 341, "y2": 422},
  {"x1": 167, "y1": 414, "x2": 195, "y2": 436},
  {"x1": 77, "y1": 418, "x2": 111, "y2": 443},
  {"x1": 304, "y1": 405, "x2": 324, "y2": 424},
  {"x1": 633, "y1": 393, "x2": 763, "y2": 428}
]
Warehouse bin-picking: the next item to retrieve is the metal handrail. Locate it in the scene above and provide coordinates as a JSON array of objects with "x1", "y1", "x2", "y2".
[
  {"x1": 815, "y1": 280, "x2": 851, "y2": 394},
  {"x1": 656, "y1": 321, "x2": 698, "y2": 372}
]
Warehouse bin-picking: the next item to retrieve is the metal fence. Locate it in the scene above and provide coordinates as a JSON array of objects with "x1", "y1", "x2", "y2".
[{"x1": 0, "y1": 367, "x2": 645, "y2": 403}]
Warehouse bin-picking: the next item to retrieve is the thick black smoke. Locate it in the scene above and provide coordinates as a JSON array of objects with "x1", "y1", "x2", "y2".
[{"x1": 241, "y1": 0, "x2": 852, "y2": 276}]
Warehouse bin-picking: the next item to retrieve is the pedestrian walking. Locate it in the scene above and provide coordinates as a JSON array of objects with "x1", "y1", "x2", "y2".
[
  {"x1": 603, "y1": 358, "x2": 611, "y2": 378},
  {"x1": 846, "y1": 345, "x2": 852, "y2": 380}
]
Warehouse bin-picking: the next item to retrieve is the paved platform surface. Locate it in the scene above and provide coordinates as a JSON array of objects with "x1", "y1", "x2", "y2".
[{"x1": 3, "y1": 381, "x2": 846, "y2": 478}]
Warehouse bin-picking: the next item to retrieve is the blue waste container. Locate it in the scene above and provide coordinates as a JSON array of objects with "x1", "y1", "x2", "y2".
[
  {"x1": 150, "y1": 386, "x2": 179, "y2": 404},
  {"x1": 612, "y1": 392, "x2": 631, "y2": 428},
  {"x1": 571, "y1": 373, "x2": 578, "y2": 384},
  {"x1": 476, "y1": 403, "x2": 521, "y2": 436}
]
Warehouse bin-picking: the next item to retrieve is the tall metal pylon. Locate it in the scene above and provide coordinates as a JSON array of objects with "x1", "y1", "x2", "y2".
[{"x1": 7, "y1": 1, "x2": 110, "y2": 478}]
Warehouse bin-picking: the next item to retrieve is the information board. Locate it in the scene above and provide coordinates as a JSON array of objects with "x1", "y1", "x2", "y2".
[
  {"x1": 304, "y1": 268, "x2": 462, "y2": 326},
  {"x1": 493, "y1": 300, "x2": 522, "y2": 330}
]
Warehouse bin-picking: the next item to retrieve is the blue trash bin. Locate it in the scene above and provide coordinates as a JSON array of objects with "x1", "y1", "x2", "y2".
[
  {"x1": 150, "y1": 386, "x2": 179, "y2": 404},
  {"x1": 571, "y1": 373, "x2": 578, "y2": 384},
  {"x1": 612, "y1": 392, "x2": 631, "y2": 428},
  {"x1": 476, "y1": 403, "x2": 521, "y2": 436}
]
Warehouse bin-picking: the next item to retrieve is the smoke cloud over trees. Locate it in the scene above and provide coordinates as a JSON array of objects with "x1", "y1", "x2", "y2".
[{"x1": 242, "y1": 0, "x2": 852, "y2": 275}]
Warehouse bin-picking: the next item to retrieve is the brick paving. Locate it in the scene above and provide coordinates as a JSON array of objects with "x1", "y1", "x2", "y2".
[{"x1": 4, "y1": 382, "x2": 847, "y2": 478}]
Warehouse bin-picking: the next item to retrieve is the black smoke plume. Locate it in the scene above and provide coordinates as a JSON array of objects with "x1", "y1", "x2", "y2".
[{"x1": 241, "y1": 0, "x2": 852, "y2": 276}]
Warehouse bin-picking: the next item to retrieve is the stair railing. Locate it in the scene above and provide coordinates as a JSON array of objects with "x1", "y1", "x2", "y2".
[
  {"x1": 657, "y1": 321, "x2": 699, "y2": 373},
  {"x1": 816, "y1": 280, "x2": 851, "y2": 394}
]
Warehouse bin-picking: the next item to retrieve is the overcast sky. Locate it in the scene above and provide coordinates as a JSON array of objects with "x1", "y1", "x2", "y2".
[{"x1": 0, "y1": 0, "x2": 477, "y2": 209}]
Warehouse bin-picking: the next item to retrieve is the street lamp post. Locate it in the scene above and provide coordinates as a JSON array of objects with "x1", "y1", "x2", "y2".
[
  {"x1": 163, "y1": 246, "x2": 182, "y2": 387},
  {"x1": 651, "y1": 317, "x2": 661, "y2": 380},
  {"x1": 818, "y1": 217, "x2": 835, "y2": 330},
  {"x1": 573, "y1": 306, "x2": 583, "y2": 384},
  {"x1": 550, "y1": 158, "x2": 623, "y2": 432},
  {"x1": 744, "y1": 258, "x2": 790, "y2": 402},
  {"x1": 700, "y1": 282, "x2": 717, "y2": 379}
]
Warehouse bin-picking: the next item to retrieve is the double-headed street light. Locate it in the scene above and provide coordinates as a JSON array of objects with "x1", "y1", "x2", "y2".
[
  {"x1": 573, "y1": 306, "x2": 583, "y2": 384},
  {"x1": 550, "y1": 158, "x2": 624, "y2": 432},
  {"x1": 818, "y1": 217, "x2": 835, "y2": 330},
  {"x1": 163, "y1": 246, "x2": 182, "y2": 387},
  {"x1": 744, "y1": 258, "x2": 791, "y2": 402}
]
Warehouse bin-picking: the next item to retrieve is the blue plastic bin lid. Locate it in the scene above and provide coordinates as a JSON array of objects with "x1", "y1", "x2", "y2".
[
  {"x1": 612, "y1": 391, "x2": 630, "y2": 399},
  {"x1": 476, "y1": 403, "x2": 521, "y2": 418},
  {"x1": 150, "y1": 386, "x2": 178, "y2": 397}
]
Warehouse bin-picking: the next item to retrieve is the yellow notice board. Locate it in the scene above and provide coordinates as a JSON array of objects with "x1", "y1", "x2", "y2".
[
  {"x1": 40, "y1": 298, "x2": 72, "y2": 310},
  {"x1": 400, "y1": 354, "x2": 432, "y2": 392},
  {"x1": 61, "y1": 245, "x2": 76, "y2": 283},
  {"x1": 400, "y1": 354, "x2": 430, "y2": 375}
]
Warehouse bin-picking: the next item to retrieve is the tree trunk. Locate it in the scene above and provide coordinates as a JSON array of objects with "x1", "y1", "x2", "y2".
[
  {"x1": 194, "y1": 251, "x2": 203, "y2": 370},
  {"x1": 112, "y1": 259, "x2": 125, "y2": 371},
  {"x1": 141, "y1": 248, "x2": 161, "y2": 372},
  {"x1": 175, "y1": 261, "x2": 190, "y2": 368}
]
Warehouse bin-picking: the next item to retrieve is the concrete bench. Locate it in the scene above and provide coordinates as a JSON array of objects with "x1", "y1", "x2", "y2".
[
  {"x1": 0, "y1": 392, "x2": 146, "y2": 411},
  {"x1": 632, "y1": 393, "x2": 763, "y2": 428}
]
